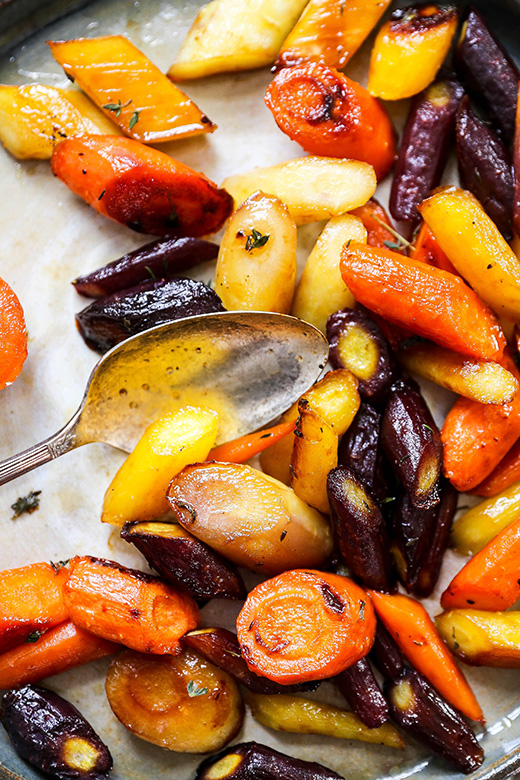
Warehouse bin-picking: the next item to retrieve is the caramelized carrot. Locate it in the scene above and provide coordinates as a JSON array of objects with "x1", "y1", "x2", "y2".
[
  {"x1": 0, "y1": 277, "x2": 27, "y2": 390},
  {"x1": 411, "y1": 222, "x2": 458, "y2": 275},
  {"x1": 265, "y1": 63, "x2": 396, "y2": 180},
  {"x1": 441, "y1": 516, "x2": 520, "y2": 611},
  {"x1": 0, "y1": 621, "x2": 117, "y2": 689},
  {"x1": 0, "y1": 562, "x2": 69, "y2": 653},
  {"x1": 340, "y1": 243, "x2": 506, "y2": 361},
  {"x1": 472, "y1": 438, "x2": 520, "y2": 497},
  {"x1": 442, "y1": 352, "x2": 520, "y2": 492},
  {"x1": 51, "y1": 135, "x2": 233, "y2": 237},
  {"x1": 368, "y1": 590, "x2": 484, "y2": 723},
  {"x1": 236, "y1": 570, "x2": 375, "y2": 685},
  {"x1": 351, "y1": 199, "x2": 403, "y2": 250},
  {"x1": 208, "y1": 422, "x2": 296, "y2": 464},
  {"x1": 62, "y1": 556, "x2": 198, "y2": 654}
]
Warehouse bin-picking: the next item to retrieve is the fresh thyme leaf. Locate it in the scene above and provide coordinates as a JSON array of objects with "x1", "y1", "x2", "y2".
[
  {"x1": 406, "y1": 537, "x2": 420, "y2": 547},
  {"x1": 423, "y1": 423, "x2": 434, "y2": 433},
  {"x1": 383, "y1": 240, "x2": 404, "y2": 251},
  {"x1": 452, "y1": 626, "x2": 459, "y2": 650},
  {"x1": 359, "y1": 600, "x2": 366, "y2": 620},
  {"x1": 399, "y1": 454, "x2": 411, "y2": 464},
  {"x1": 187, "y1": 680, "x2": 209, "y2": 697},
  {"x1": 50, "y1": 559, "x2": 70, "y2": 574},
  {"x1": 166, "y1": 204, "x2": 179, "y2": 228},
  {"x1": 260, "y1": 433, "x2": 272, "y2": 439},
  {"x1": 25, "y1": 630, "x2": 43, "y2": 643},
  {"x1": 381, "y1": 496, "x2": 396, "y2": 504},
  {"x1": 245, "y1": 228, "x2": 269, "y2": 252},
  {"x1": 102, "y1": 98, "x2": 132, "y2": 117},
  {"x1": 98, "y1": 189, "x2": 106, "y2": 201},
  {"x1": 145, "y1": 265, "x2": 156, "y2": 281},
  {"x1": 11, "y1": 491, "x2": 41, "y2": 518},
  {"x1": 372, "y1": 215, "x2": 412, "y2": 249},
  {"x1": 129, "y1": 110, "x2": 140, "y2": 130}
]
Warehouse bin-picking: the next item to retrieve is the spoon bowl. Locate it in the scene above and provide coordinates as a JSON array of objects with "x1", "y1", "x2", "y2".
[{"x1": 0, "y1": 311, "x2": 328, "y2": 485}]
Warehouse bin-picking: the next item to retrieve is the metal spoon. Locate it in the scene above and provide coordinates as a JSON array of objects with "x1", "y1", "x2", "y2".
[{"x1": 0, "y1": 311, "x2": 328, "y2": 486}]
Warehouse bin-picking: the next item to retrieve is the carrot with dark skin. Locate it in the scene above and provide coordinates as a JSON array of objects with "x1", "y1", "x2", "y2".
[
  {"x1": 62, "y1": 556, "x2": 198, "y2": 654},
  {"x1": 441, "y1": 516, "x2": 520, "y2": 611},
  {"x1": 0, "y1": 277, "x2": 27, "y2": 390},
  {"x1": 207, "y1": 421, "x2": 296, "y2": 464},
  {"x1": 236, "y1": 569, "x2": 375, "y2": 685},
  {"x1": 340, "y1": 243, "x2": 506, "y2": 361},
  {"x1": 368, "y1": 590, "x2": 484, "y2": 723},
  {"x1": 442, "y1": 351, "x2": 520, "y2": 492},
  {"x1": 0, "y1": 621, "x2": 118, "y2": 690},
  {"x1": 411, "y1": 222, "x2": 458, "y2": 275},
  {"x1": 472, "y1": 438, "x2": 520, "y2": 497},
  {"x1": 265, "y1": 62, "x2": 396, "y2": 181},
  {"x1": 51, "y1": 135, "x2": 233, "y2": 237},
  {"x1": 0, "y1": 563, "x2": 69, "y2": 653},
  {"x1": 351, "y1": 199, "x2": 403, "y2": 250}
]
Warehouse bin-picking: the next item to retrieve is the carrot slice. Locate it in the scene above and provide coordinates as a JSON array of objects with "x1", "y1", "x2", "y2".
[
  {"x1": 236, "y1": 570, "x2": 375, "y2": 684},
  {"x1": 410, "y1": 222, "x2": 458, "y2": 275},
  {"x1": 472, "y1": 438, "x2": 520, "y2": 497},
  {"x1": 368, "y1": 590, "x2": 484, "y2": 723},
  {"x1": 441, "y1": 516, "x2": 520, "y2": 611},
  {"x1": 62, "y1": 556, "x2": 198, "y2": 654},
  {"x1": 0, "y1": 562, "x2": 69, "y2": 653},
  {"x1": 351, "y1": 198, "x2": 403, "y2": 250},
  {"x1": 340, "y1": 243, "x2": 506, "y2": 361},
  {"x1": 265, "y1": 62, "x2": 396, "y2": 180},
  {"x1": 0, "y1": 620, "x2": 117, "y2": 689},
  {"x1": 442, "y1": 351, "x2": 520, "y2": 492},
  {"x1": 51, "y1": 135, "x2": 233, "y2": 237},
  {"x1": 0, "y1": 277, "x2": 27, "y2": 390},
  {"x1": 208, "y1": 421, "x2": 296, "y2": 464}
]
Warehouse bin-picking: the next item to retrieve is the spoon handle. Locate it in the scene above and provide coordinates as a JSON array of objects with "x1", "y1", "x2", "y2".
[{"x1": 0, "y1": 421, "x2": 79, "y2": 486}]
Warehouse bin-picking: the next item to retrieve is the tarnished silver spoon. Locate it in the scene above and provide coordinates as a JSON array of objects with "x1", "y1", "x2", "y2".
[{"x1": 0, "y1": 311, "x2": 328, "y2": 486}]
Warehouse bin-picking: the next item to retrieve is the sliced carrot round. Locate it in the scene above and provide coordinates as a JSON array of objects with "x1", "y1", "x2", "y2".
[
  {"x1": 236, "y1": 569, "x2": 375, "y2": 684},
  {"x1": 0, "y1": 277, "x2": 27, "y2": 390}
]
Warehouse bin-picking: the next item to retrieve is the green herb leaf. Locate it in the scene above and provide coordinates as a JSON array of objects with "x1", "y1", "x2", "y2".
[
  {"x1": 187, "y1": 680, "x2": 209, "y2": 697},
  {"x1": 452, "y1": 626, "x2": 459, "y2": 650},
  {"x1": 145, "y1": 265, "x2": 156, "y2": 281},
  {"x1": 98, "y1": 189, "x2": 106, "y2": 201},
  {"x1": 50, "y1": 559, "x2": 70, "y2": 574},
  {"x1": 381, "y1": 496, "x2": 396, "y2": 504},
  {"x1": 372, "y1": 215, "x2": 412, "y2": 249},
  {"x1": 383, "y1": 240, "x2": 404, "y2": 251},
  {"x1": 25, "y1": 630, "x2": 43, "y2": 643},
  {"x1": 423, "y1": 423, "x2": 433, "y2": 433},
  {"x1": 129, "y1": 110, "x2": 140, "y2": 130},
  {"x1": 11, "y1": 491, "x2": 41, "y2": 518},
  {"x1": 166, "y1": 204, "x2": 179, "y2": 228},
  {"x1": 399, "y1": 454, "x2": 410, "y2": 464},
  {"x1": 359, "y1": 600, "x2": 366, "y2": 620},
  {"x1": 102, "y1": 98, "x2": 132, "y2": 117},
  {"x1": 245, "y1": 228, "x2": 270, "y2": 252}
]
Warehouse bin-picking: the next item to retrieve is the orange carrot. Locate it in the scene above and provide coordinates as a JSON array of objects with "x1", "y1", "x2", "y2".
[
  {"x1": 208, "y1": 421, "x2": 296, "y2": 464},
  {"x1": 351, "y1": 198, "x2": 404, "y2": 250},
  {"x1": 0, "y1": 562, "x2": 69, "y2": 653},
  {"x1": 411, "y1": 222, "x2": 458, "y2": 275},
  {"x1": 51, "y1": 135, "x2": 233, "y2": 237},
  {"x1": 236, "y1": 569, "x2": 375, "y2": 685},
  {"x1": 62, "y1": 556, "x2": 198, "y2": 654},
  {"x1": 442, "y1": 352, "x2": 520, "y2": 492},
  {"x1": 0, "y1": 277, "x2": 27, "y2": 390},
  {"x1": 471, "y1": 437, "x2": 520, "y2": 497},
  {"x1": 340, "y1": 243, "x2": 506, "y2": 361},
  {"x1": 368, "y1": 590, "x2": 484, "y2": 723},
  {"x1": 0, "y1": 620, "x2": 118, "y2": 689},
  {"x1": 265, "y1": 63, "x2": 396, "y2": 181},
  {"x1": 441, "y1": 516, "x2": 520, "y2": 611}
]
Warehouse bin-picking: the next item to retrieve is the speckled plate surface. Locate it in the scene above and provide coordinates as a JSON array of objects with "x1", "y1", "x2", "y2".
[{"x1": 1, "y1": 1, "x2": 520, "y2": 778}]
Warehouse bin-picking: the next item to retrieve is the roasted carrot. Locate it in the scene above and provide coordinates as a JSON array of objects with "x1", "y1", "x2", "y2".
[
  {"x1": 472, "y1": 438, "x2": 520, "y2": 497},
  {"x1": 368, "y1": 590, "x2": 484, "y2": 723},
  {"x1": 340, "y1": 243, "x2": 506, "y2": 362},
  {"x1": 62, "y1": 556, "x2": 198, "y2": 654},
  {"x1": 411, "y1": 222, "x2": 458, "y2": 275},
  {"x1": 51, "y1": 135, "x2": 233, "y2": 237},
  {"x1": 351, "y1": 199, "x2": 404, "y2": 250},
  {"x1": 236, "y1": 570, "x2": 375, "y2": 685},
  {"x1": 442, "y1": 352, "x2": 520, "y2": 492},
  {"x1": 265, "y1": 63, "x2": 396, "y2": 180},
  {"x1": 0, "y1": 562, "x2": 69, "y2": 653},
  {"x1": 208, "y1": 421, "x2": 296, "y2": 464},
  {"x1": 0, "y1": 620, "x2": 118, "y2": 689},
  {"x1": 441, "y1": 516, "x2": 520, "y2": 611},
  {"x1": 0, "y1": 277, "x2": 27, "y2": 390}
]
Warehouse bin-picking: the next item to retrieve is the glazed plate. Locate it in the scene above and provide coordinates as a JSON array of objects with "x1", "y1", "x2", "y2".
[{"x1": 0, "y1": 1, "x2": 520, "y2": 778}]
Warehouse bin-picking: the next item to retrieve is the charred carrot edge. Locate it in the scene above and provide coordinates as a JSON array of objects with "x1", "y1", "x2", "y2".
[
  {"x1": 351, "y1": 199, "x2": 403, "y2": 250},
  {"x1": 0, "y1": 620, "x2": 118, "y2": 690},
  {"x1": 368, "y1": 590, "x2": 484, "y2": 723},
  {"x1": 411, "y1": 222, "x2": 458, "y2": 275},
  {"x1": 62, "y1": 556, "x2": 199, "y2": 654},
  {"x1": 441, "y1": 516, "x2": 520, "y2": 611},
  {"x1": 237, "y1": 570, "x2": 376, "y2": 685},
  {"x1": 442, "y1": 351, "x2": 520, "y2": 493},
  {"x1": 0, "y1": 562, "x2": 69, "y2": 653},
  {"x1": 207, "y1": 421, "x2": 296, "y2": 464},
  {"x1": 0, "y1": 277, "x2": 27, "y2": 390},
  {"x1": 340, "y1": 243, "x2": 506, "y2": 362},
  {"x1": 472, "y1": 437, "x2": 520, "y2": 497}
]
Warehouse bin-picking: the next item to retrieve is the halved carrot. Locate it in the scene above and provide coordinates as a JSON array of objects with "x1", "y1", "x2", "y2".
[
  {"x1": 62, "y1": 556, "x2": 198, "y2": 654},
  {"x1": 0, "y1": 620, "x2": 117, "y2": 689},
  {"x1": 351, "y1": 199, "x2": 403, "y2": 250},
  {"x1": 236, "y1": 570, "x2": 375, "y2": 684},
  {"x1": 368, "y1": 590, "x2": 484, "y2": 723},
  {"x1": 411, "y1": 221, "x2": 458, "y2": 275},
  {"x1": 340, "y1": 243, "x2": 506, "y2": 361},
  {"x1": 51, "y1": 135, "x2": 233, "y2": 237},
  {"x1": 472, "y1": 439, "x2": 520, "y2": 497},
  {"x1": 208, "y1": 421, "x2": 296, "y2": 464},
  {"x1": 0, "y1": 562, "x2": 69, "y2": 653},
  {"x1": 441, "y1": 516, "x2": 520, "y2": 611},
  {"x1": 442, "y1": 352, "x2": 520, "y2": 492},
  {"x1": 0, "y1": 277, "x2": 27, "y2": 390}
]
